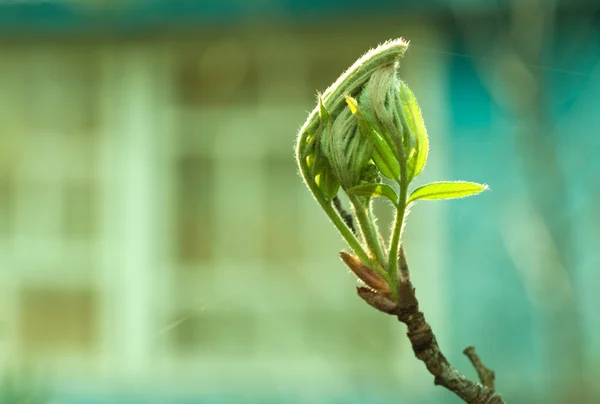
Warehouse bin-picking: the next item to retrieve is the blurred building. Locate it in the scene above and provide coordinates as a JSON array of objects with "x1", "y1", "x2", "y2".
[
  {"x1": 0, "y1": 1, "x2": 599, "y2": 403},
  {"x1": 0, "y1": 2, "x2": 455, "y2": 402}
]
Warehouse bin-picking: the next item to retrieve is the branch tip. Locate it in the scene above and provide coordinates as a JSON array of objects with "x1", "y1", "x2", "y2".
[
  {"x1": 463, "y1": 346, "x2": 496, "y2": 390},
  {"x1": 394, "y1": 250, "x2": 505, "y2": 403}
]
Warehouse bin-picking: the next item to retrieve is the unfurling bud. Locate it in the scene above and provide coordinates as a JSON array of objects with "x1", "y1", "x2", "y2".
[
  {"x1": 323, "y1": 107, "x2": 374, "y2": 189},
  {"x1": 297, "y1": 37, "x2": 430, "y2": 203},
  {"x1": 359, "y1": 65, "x2": 405, "y2": 153},
  {"x1": 345, "y1": 94, "x2": 401, "y2": 181},
  {"x1": 339, "y1": 251, "x2": 391, "y2": 294},
  {"x1": 295, "y1": 38, "x2": 489, "y2": 319},
  {"x1": 303, "y1": 95, "x2": 340, "y2": 201},
  {"x1": 297, "y1": 38, "x2": 412, "y2": 200}
]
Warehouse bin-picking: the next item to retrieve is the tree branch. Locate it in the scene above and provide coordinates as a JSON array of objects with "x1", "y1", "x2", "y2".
[
  {"x1": 463, "y1": 346, "x2": 496, "y2": 389},
  {"x1": 359, "y1": 247, "x2": 506, "y2": 403},
  {"x1": 395, "y1": 247, "x2": 504, "y2": 403}
]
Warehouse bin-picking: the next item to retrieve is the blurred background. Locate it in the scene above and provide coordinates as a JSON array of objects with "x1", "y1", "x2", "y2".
[{"x1": 0, "y1": 0, "x2": 599, "y2": 403}]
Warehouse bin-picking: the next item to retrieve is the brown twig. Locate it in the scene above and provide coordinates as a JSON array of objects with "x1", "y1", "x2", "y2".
[
  {"x1": 463, "y1": 346, "x2": 496, "y2": 389},
  {"x1": 395, "y1": 247, "x2": 504, "y2": 403},
  {"x1": 357, "y1": 247, "x2": 505, "y2": 403}
]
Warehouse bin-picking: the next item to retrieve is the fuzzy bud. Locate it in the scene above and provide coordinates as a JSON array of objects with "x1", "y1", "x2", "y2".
[
  {"x1": 339, "y1": 251, "x2": 391, "y2": 294},
  {"x1": 356, "y1": 286, "x2": 399, "y2": 315}
]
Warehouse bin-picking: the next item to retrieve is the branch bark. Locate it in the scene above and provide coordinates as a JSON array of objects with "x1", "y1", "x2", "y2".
[
  {"x1": 463, "y1": 346, "x2": 496, "y2": 389},
  {"x1": 357, "y1": 247, "x2": 505, "y2": 403}
]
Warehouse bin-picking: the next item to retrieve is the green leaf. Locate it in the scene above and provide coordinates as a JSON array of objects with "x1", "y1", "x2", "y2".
[
  {"x1": 309, "y1": 151, "x2": 340, "y2": 201},
  {"x1": 400, "y1": 81, "x2": 428, "y2": 182},
  {"x1": 407, "y1": 181, "x2": 488, "y2": 204},
  {"x1": 346, "y1": 183, "x2": 398, "y2": 204},
  {"x1": 371, "y1": 150, "x2": 395, "y2": 180}
]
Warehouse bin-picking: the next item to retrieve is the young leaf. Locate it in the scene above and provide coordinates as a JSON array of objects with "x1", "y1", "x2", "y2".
[
  {"x1": 371, "y1": 150, "x2": 397, "y2": 180},
  {"x1": 400, "y1": 81, "x2": 428, "y2": 182},
  {"x1": 315, "y1": 168, "x2": 340, "y2": 201},
  {"x1": 407, "y1": 181, "x2": 488, "y2": 204},
  {"x1": 345, "y1": 95, "x2": 401, "y2": 180},
  {"x1": 311, "y1": 153, "x2": 340, "y2": 201},
  {"x1": 318, "y1": 92, "x2": 331, "y2": 121},
  {"x1": 346, "y1": 183, "x2": 398, "y2": 204}
]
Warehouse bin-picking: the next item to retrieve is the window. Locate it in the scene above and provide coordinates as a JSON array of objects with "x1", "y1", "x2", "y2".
[
  {"x1": 19, "y1": 287, "x2": 97, "y2": 353},
  {"x1": 175, "y1": 154, "x2": 214, "y2": 264},
  {"x1": 22, "y1": 50, "x2": 99, "y2": 137},
  {"x1": 174, "y1": 39, "x2": 257, "y2": 108}
]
